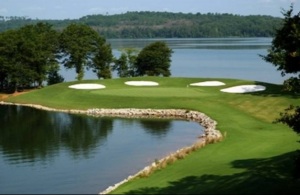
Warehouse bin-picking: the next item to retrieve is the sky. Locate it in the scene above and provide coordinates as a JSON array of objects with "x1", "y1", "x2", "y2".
[{"x1": 0, "y1": 0, "x2": 299, "y2": 20}]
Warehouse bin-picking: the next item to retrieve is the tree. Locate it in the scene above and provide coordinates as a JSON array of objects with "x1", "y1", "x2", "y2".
[
  {"x1": 92, "y1": 38, "x2": 113, "y2": 79},
  {"x1": 113, "y1": 48, "x2": 139, "y2": 77},
  {"x1": 59, "y1": 24, "x2": 100, "y2": 80},
  {"x1": 0, "y1": 28, "x2": 37, "y2": 92},
  {"x1": 113, "y1": 53, "x2": 129, "y2": 77},
  {"x1": 135, "y1": 41, "x2": 173, "y2": 76},
  {"x1": 18, "y1": 22, "x2": 59, "y2": 87},
  {"x1": 0, "y1": 30, "x2": 19, "y2": 90},
  {"x1": 276, "y1": 105, "x2": 300, "y2": 133},
  {"x1": 0, "y1": 23, "x2": 59, "y2": 92},
  {"x1": 261, "y1": 5, "x2": 300, "y2": 92},
  {"x1": 262, "y1": 5, "x2": 300, "y2": 179},
  {"x1": 47, "y1": 63, "x2": 64, "y2": 85}
]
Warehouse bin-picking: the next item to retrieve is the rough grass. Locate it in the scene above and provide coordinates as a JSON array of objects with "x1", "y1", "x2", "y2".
[{"x1": 4, "y1": 76, "x2": 300, "y2": 194}]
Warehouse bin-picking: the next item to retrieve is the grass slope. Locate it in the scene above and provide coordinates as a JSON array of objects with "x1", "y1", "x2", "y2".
[{"x1": 6, "y1": 77, "x2": 300, "y2": 194}]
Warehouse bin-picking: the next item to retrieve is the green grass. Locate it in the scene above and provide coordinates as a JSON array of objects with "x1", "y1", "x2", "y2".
[{"x1": 6, "y1": 76, "x2": 300, "y2": 194}]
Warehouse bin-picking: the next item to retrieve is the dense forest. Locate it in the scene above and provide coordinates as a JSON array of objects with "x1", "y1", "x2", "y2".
[{"x1": 0, "y1": 11, "x2": 282, "y2": 38}]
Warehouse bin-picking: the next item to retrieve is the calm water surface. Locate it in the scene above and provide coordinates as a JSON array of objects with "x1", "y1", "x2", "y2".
[
  {"x1": 0, "y1": 105, "x2": 203, "y2": 194},
  {"x1": 61, "y1": 37, "x2": 292, "y2": 84}
]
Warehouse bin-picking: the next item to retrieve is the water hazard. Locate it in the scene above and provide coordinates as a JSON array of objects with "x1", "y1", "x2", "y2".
[{"x1": 0, "y1": 105, "x2": 203, "y2": 194}]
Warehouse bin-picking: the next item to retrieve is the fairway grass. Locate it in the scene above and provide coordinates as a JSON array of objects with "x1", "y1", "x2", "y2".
[{"x1": 4, "y1": 77, "x2": 300, "y2": 194}]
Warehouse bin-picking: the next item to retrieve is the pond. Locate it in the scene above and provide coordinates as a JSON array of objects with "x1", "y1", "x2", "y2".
[{"x1": 0, "y1": 105, "x2": 203, "y2": 194}]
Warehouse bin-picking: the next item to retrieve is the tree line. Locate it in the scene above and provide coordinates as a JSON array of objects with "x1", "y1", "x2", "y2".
[
  {"x1": 261, "y1": 5, "x2": 300, "y2": 179},
  {"x1": 0, "y1": 11, "x2": 282, "y2": 38},
  {"x1": 0, "y1": 22, "x2": 173, "y2": 92}
]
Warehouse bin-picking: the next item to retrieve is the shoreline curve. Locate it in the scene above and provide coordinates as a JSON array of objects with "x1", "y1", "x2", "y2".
[{"x1": 0, "y1": 101, "x2": 223, "y2": 194}]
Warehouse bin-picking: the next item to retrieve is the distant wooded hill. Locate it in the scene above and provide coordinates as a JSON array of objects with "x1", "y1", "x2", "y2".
[{"x1": 0, "y1": 11, "x2": 282, "y2": 38}]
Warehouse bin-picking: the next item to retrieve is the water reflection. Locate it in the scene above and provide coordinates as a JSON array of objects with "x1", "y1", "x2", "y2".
[
  {"x1": 140, "y1": 119, "x2": 171, "y2": 138},
  {"x1": 59, "y1": 114, "x2": 113, "y2": 158},
  {"x1": 0, "y1": 105, "x2": 113, "y2": 162},
  {"x1": 1, "y1": 105, "x2": 60, "y2": 163},
  {"x1": 0, "y1": 105, "x2": 190, "y2": 164},
  {"x1": 0, "y1": 105, "x2": 203, "y2": 193}
]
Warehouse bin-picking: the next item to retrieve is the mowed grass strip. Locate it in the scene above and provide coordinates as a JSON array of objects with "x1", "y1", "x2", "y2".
[
  {"x1": 5, "y1": 76, "x2": 300, "y2": 194},
  {"x1": 91, "y1": 87, "x2": 209, "y2": 97}
]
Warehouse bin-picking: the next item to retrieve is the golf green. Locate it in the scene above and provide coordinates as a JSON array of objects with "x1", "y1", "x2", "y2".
[{"x1": 4, "y1": 77, "x2": 300, "y2": 194}]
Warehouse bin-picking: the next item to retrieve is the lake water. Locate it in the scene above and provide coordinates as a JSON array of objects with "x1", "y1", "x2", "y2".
[
  {"x1": 0, "y1": 105, "x2": 203, "y2": 194},
  {"x1": 61, "y1": 37, "x2": 292, "y2": 84}
]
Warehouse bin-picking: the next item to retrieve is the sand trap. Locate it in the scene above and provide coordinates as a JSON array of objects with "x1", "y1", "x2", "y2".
[
  {"x1": 125, "y1": 81, "x2": 159, "y2": 86},
  {"x1": 190, "y1": 81, "x2": 225, "y2": 86},
  {"x1": 220, "y1": 85, "x2": 266, "y2": 93},
  {"x1": 68, "y1": 83, "x2": 106, "y2": 89}
]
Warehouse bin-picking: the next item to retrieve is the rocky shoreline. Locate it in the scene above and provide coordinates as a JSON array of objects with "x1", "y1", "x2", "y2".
[{"x1": 0, "y1": 101, "x2": 223, "y2": 194}]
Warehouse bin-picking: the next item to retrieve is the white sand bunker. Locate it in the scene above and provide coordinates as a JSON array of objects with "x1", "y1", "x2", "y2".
[
  {"x1": 190, "y1": 81, "x2": 225, "y2": 86},
  {"x1": 68, "y1": 83, "x2": 106, "y2": 89},
  {"x1": 220, "y1": 85, "x2": 266, "y2": 93},
  {"x1": 125, "y1": 81, "x2": 159, "y2": 86}
]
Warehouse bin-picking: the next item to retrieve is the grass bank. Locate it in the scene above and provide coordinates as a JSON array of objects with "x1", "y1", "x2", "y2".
[{"x1": 5, "y1": 77, "x2": 300, "y2": 194}]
